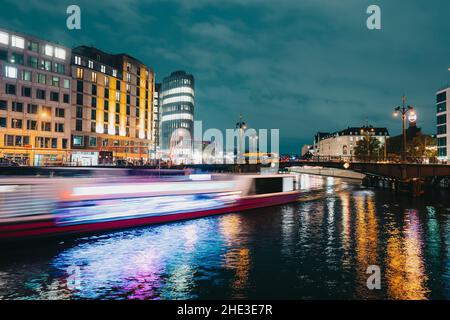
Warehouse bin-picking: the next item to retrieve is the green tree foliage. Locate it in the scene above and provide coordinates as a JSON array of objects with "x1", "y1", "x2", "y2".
[
  {"x1": 354, "y1": 137, "x2": 383, "y2": 161},
  {"x1": 407, "y1": 135, "x2": 437, "y2": 159}
]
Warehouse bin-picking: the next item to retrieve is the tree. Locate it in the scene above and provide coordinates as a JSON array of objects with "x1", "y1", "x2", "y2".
[
  {"x1": 354, "y1": 137, "x2": 383, "y2": 161},
  {"x1": 407, "y1": 135, "x2": 437, "y2": 162},
  {"x1": 387, "y1": 133, "x2": 437, "y2": 162}
]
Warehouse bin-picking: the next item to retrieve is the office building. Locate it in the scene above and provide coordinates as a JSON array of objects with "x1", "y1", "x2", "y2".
[
  {"x1": 0, "y1": 28, "x2": 71, "y2": 165},
  {"x1": 160, "y1": 70, "x2": 194, "y2": 163},
  {"x1": 436, "y1": 87, "x2": 449, "y2": 161}
]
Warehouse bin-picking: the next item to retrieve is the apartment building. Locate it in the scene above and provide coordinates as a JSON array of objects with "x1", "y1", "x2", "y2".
[{"x1": 70, "y1": 46, "x2": 155, "y2": 165}]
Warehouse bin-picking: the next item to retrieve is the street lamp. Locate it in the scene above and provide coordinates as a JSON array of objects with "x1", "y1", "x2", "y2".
[{"x1": 393, "y1": 95, "x2": 414, "y2": 162}]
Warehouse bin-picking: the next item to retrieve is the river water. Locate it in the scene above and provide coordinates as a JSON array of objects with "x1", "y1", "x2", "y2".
[{"x1": 0, "y1": 174, "x2": 448, "y2": 300}]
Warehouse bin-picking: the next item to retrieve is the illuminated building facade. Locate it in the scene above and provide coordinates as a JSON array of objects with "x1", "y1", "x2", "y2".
[
  {"x1": 314, "y1": 126, "x2": 389, "y2": 159},
  {"x1": 0, "y1": 28, "x2": 72, "y2": 165},
  {"x1": 152, "y1": 83, "x2": 161, "y2": 159},
  {"x1": 160, "y1": 71, "x2": 195, "y2": 163},
  {"x1": 71, "y1": 46, "x2": 154, "y2": 165},
  {"x1": 436, "y1": 87, "x2": 449, "y2": 161}
]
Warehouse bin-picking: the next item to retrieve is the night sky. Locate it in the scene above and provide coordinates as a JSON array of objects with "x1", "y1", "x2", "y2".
[{"x1": 1, "y1": 0, "x2": 449, "y2": 153}]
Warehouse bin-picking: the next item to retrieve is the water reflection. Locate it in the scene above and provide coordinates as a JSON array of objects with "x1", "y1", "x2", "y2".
[
  {"x1": 0, "y1": 174, "x2": 448, "y2": 300},
  {"x1": 354, "y1": 190, "x2": 379, "y2": 298},
  {"x1": 339, "y1": 192, "x2": 351, "y2": 268}
]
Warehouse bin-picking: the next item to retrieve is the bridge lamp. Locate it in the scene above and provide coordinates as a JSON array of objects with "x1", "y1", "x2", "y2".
[
  {"x1": 408, "y1": 111, "x2": 417, "y2": 123},
  {"x1": 343, "y1": 162, "x2": 350, "y2": 169},
  {"x1": 393, "y1": 96, "x2": 414, "y2": 162}
]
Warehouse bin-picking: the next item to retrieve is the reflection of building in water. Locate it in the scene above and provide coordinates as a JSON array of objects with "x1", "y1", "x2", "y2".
[
  {"x1": 385, "y1": 226, "x2": 405, "y2": 299},
  {"x1": 326, "y1": 197, "x2": 336, "y2": 258},
  {"x1": 224, "y1": 248, "x2": 250, "y2": 298},
  {"x1": 385, "y1": 209, "x2": 429, "y2": 300},
  {"x1": 281, "y1": 206, "x2": 296, "y2": 256},
  {"x1": 426, "y1": 206, "x2": 442, "y2": 288},
  {"x1": 298, "y1": 202, "x2": 324, "y2": 245},
  {"x1": 339, "y1": 193, "x2": 351, "y2": 265},
  {"x1": 298, "y1": 174, "x2": 324, "y2": 191},
  {"x1": 218, "y1": 215, "x2": 250, "y2": 297},
  {"x1": 219, "y1": 214, "x2": 242, "y2": 246},
  {"x1": 403, "y1": 210, "x2": 428, "y2": 299},
  {"x1": 353, "y1": 191, "x2": 379, "y2": 298},
  {"x1": 183, "y1": 224, "x2": 199, "y2": 253},
  {"x1": 163, "y1": 264, "x2": 195, "y2": 299}
]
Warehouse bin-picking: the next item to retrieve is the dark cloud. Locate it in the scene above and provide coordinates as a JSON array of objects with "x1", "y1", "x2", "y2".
[{"x1": 1, "y1": 0, "x2": 449, "y2": 153}]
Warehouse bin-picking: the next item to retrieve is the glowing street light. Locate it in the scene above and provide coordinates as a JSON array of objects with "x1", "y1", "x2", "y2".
[
  {"x1": 408, "y1": 110, "x2": 417, "y2": 123},
  {"x1": 393, "y1": 95, "x2": 415, "y2": 162}
]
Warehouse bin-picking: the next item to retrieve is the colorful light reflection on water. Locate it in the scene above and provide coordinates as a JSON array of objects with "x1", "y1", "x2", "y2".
[{"x1": 0, "y1": 175, "x2": 448, "y2": 300}]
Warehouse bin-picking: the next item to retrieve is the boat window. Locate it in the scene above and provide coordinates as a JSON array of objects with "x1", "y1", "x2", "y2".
[{"x1": 253, "y1": 177, "x2": 283, "y2": 195}]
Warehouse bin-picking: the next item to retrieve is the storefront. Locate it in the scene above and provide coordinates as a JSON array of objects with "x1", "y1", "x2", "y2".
[{"x1": 70, "y1": 151, "x2": 99, "y2": 166}]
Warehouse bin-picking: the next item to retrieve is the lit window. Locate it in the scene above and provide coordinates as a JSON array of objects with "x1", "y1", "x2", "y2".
[
  {"x1": 75, "y1": 56, "x2": 81, "y2": 65},
  {"x1": 112, "y1": 69, "x2": 117, "y2": 77},
  {"x1": 76, "y1": 67, "x2": 83, "y2": 79},
  {"x1": 44, "y1": 44, "x2": 54, "y2": 56},
  {"x1": 22, "y1": 70, "x2": 32, "y2": 81},
  {"x1": 55, "y1": 47, "x2": 66, "y2": 60},
  {"x1": 52, "y1": 76, "x2": 60, "y2": 87},
  {"x1": 91, "y1": 71, "x2": 97, "y2": 82},
  {"x1": 5, "y1": 66, "x2": 17, "y2": 78},
  {"x1": 105, "y1": 76, "x2": 109, "y2": 86},
  {"x1": 63, "y1": 79, "x2": 70, "y2": 89},
  {"x1": 11, "y1": 35, "x2": 24, "y2": 49},
  {"x1": 0, "y1": 31, "x2": 8, "y2": 45},
  {"x1": 88, "y1": 60, "x2": 93, "y2": 68},
  {"x1": 101, "y1": 65, "x2": 106, "y2": 73}
]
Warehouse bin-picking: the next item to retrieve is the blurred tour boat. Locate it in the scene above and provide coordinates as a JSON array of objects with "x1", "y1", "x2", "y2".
[{"x1": 0, "y1": 171, "x2": 300, "y2": 240}]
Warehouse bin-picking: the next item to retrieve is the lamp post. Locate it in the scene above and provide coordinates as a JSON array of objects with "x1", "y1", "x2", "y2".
[
  {"x1": 393, "y1": 96, "x2": 414, "y2": 163},
  {"x1": 236, "y1": 114, "x2": 247, "y2": 164}
]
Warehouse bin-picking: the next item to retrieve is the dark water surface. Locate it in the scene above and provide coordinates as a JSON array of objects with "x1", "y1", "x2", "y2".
[{"x1": 0, "y1": 175, "x2": 449, "y2": 300}]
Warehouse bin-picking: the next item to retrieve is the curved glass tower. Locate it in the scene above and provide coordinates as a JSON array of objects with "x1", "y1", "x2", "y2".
[{"x1": 160, "y1": 71, "x2": 195, "y2": 163}]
